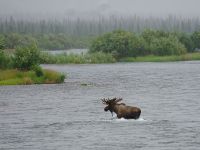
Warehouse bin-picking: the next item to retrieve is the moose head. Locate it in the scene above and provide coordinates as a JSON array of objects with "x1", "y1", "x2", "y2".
[
  {"x1": 101, "y1": 97, "x2": 141, "y2": 119},
  {"x1": 102, "y1": 97, "x2": 123, "y2": 116}
]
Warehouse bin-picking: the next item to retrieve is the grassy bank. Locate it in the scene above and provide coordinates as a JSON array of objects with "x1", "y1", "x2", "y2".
[
  {"x1": 0, "y1": 69, "x2": 65, "y2": 85},
  {"x1": 120, "y1": 53, "x2": 200, "y2": 62}
]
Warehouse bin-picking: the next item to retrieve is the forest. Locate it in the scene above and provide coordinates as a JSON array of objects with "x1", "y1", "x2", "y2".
[{"x1": 0, "y1": 15, "x2": 200, "y2": 50}]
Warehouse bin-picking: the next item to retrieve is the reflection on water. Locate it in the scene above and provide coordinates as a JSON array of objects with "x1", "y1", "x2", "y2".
[{"x1": 0, "y1": 61, "x2": 200, "y2": 150}]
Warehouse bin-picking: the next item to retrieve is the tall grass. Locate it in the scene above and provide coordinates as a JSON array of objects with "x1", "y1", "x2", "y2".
[
  {"x1": 40, "y1": 52, "x2": 116, "y2": 64},
  {"x1": 0, "y1": 69, "x2": 65, "y2": 85},
  {"x1": 120, "y1": 53, "x2": 200, "y2": 62}
]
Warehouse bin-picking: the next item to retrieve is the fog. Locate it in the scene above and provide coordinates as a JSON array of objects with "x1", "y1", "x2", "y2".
[{"x1": 0, "y1": 0, "x2": 200, "y2": 19}]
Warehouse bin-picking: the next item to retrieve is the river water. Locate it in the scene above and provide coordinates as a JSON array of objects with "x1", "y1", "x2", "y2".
[{"x1": 0, "y1": 61, "x2": 200, "y2": 150}]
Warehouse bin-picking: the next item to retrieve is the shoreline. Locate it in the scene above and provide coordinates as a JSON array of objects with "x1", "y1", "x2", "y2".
[
  {"x1": 40, "y1": 52, "x2": 200, "y2": 64},
  {"x1": 0, "y1": 69, "x2": 65, "y2": 86},
  {"x1": 119, "y1": 53, "x2": 200, "y2": 63}
]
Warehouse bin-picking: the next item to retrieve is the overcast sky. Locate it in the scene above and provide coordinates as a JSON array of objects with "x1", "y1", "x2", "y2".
[{"x1": 0, "y1": 0, "x2": 200, "y2": 18}]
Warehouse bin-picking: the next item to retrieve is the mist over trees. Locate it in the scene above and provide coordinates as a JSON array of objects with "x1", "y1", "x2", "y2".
[
  {"x1": 0, "y1": 15, "x2": 200, "y2": 51},
  {"x1": 0, "y1": 15, "x2": 200, "y2": 36}
]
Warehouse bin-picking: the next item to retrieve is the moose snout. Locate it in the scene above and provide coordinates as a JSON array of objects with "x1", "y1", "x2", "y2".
[{"x1": 104, "y1": 106, "x2": 109, "y2": 111}]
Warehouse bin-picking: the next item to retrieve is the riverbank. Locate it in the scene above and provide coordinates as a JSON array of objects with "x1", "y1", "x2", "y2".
[
  {"x1": 40, "y1": 51, "x2": 200, "y2": 64},
  {"x1": 0, "y1": 69, "x2": 65, "y2": 85},
  {"x1": 120, "y1": 53, "x2": 200, "y2": 62}
]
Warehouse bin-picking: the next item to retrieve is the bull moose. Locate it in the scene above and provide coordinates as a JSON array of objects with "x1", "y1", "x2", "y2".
[{"x1": 102, "y1": 97, "x2": 141, "y2": 119}]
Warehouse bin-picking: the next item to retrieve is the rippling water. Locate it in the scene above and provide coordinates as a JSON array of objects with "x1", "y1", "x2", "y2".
[{"x1": 1, "y1": 62, "x2": 200, "y2": 150}]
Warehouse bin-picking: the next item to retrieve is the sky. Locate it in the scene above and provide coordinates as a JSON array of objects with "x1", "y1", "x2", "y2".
[{"x1": 0, "y1": 0, "x2": 200, "y2": 18}]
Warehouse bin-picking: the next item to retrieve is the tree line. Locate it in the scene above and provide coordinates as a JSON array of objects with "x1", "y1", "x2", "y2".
[
  {"x1": 0, "y1": 33, "x2": 92, "y2": 50},
  {"x1": 0, "y1": 15, "x2": 200, "y2": 36},
  {"x1": 90, "y1": 29, "x2": 200, "y2": 58}
]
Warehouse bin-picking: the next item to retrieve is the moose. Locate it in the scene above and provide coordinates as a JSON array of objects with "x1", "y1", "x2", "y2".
[{"x1": 102, "y1": 97, "x2": 141, "y2": 119}]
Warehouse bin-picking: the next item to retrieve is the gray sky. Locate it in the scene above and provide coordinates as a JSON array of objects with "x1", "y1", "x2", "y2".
[{"x1": 0, "y1": 0, "x2": 200, "y2": 18}]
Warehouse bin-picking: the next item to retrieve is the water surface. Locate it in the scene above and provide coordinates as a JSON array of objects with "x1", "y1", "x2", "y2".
[
  {"x1": 43, "y1": 49, "x2": 88, "y2": 55},
  {"x1": 1, "y1": 61, "x2": 200, "y2": 150}
]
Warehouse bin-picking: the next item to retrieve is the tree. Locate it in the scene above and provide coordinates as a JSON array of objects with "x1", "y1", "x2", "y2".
[
  {"x1": 141, "y1": 30, "x2": 187, "y2": 55},
  {"x1": 13, "y1": 43, "x2": 40, "y2": 70},
  {"x1": 0, "y1": 35, "x2": 5, "y2": 50},
  {"x1": 177, "y1": 33, "x2": 194, "y2": 52},
  {"x1": 90, "y1": 30, "x2": 140, "y2": 58},
  {"x1": 149, "y1": 36, "x2": 186, "y2": 56},
  {"x1": 0, "y1": 36, "x2": 12, "y2": 69},
  {"x1": 191, "y1": 31, "x2": 200, "y2": 49}
]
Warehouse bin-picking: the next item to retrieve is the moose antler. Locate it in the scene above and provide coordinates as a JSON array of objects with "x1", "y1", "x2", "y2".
[
  {"x1": 101, "y1": 98, "x2": 108, "y2": 105},
  {"x1": 101, "y1": 97, "x2": 123, "y2": 105},
  {"x1": 115, "y1": 97, "x2": 122, "y2": 103}
]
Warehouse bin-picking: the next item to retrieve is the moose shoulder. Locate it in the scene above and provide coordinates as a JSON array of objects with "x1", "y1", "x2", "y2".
[{"x1": 102, "y1": 98, "x2": 141, "y2": 119}]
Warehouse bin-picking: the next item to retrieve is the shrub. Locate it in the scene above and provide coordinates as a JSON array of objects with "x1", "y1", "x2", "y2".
[
  {"x1": 179, "y1": 34, "x2": 194, "y2": 52},
  {"x1": 0, "y1": 50, "x2": 12, "y2": 69},
  {"x1": 141, "y1": 30, "x2": 187, "y2": 56},
  {"x1": 149, "y1": 36, "x2": 186, "y2": 56},
  {"x1": 0, "y1": 35, "x2": 5, "y2": 50},
  {"x1": 13, "y1": 43, "x2": 41, "y2": 70},
  {"x1": 191, "y1": 31, "x2": 200, "y2": 49},
  {"x1": 31, "y1": 65, "x2": 43, "y2": 77},
  {"x1": 90, "y1": 30, "x2": 139, "y2": 58},
  {"x1": 43, "y1": 69, "x2": 65, "y2": 84}
]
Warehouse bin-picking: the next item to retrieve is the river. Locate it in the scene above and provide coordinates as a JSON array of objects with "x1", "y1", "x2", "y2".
[{"x1": 0, "y1": 61, "x2": 200, "y2": 150}]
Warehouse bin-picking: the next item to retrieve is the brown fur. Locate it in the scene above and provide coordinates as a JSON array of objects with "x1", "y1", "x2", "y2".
[{"x1": 102, "y1": 98, "x2": 141, "y2": 119}]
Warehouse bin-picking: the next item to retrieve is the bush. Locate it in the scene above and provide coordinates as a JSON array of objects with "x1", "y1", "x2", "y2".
[
  {"x1": 13, "y1": 43, "x2": 41, "y2": 70},
  {"x1": 0, "y1": 50, "x2": 7, "y2": 69},
  {"x1": 43, "y1": 69, "x2": 65, "y2": 83},
  {"x1": 191, "y1": 31, "x2": 200, "y2": 49},
  {"x1": 31, "y1": 65, "x2": 43, "y2": 77},
  {"x1": 141, "y1": 30, "x2": 186, "y2": 56},
  {"x1": 141, "y1": 29, "x2": 169, "y2": 44},
  {"x1": 177, "y1": 33, "x2": 194, "y2": 52},
  {"x1": 90, "y1": 30, "x2": 140, "y2": 58},
  {"x1": 149, "y1": 36, "x2": 187, "y2": 56},
  {"x1": 0, "y1": 35, "x2": 5, "y2": 50},
  {"x1": 0, "y1": 50, "x2": 13, "y2": 69}
]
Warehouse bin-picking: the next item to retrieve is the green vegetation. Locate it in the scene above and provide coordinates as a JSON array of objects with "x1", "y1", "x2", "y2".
[
  {"x1": 1, "y1": 15, "x2": 200, "y2": 36},
  {"x1": 13, "y1": 43, "x2": 40, "y2": 70},
  {"x1": 0, "y1": 69, "x2": 65, "y2": 85},
  {"x1": 1, "y1": 15, "x2": 200, "y2": 51},
  {"x1": 2, "y1": 16, "x2": 200, "y2": 84},
  {"x1": 1, "y1": 33, "x2": 91, "y2": 50},
  {"x1": 90, "y1": 29, "x2": 200, "y2": 59},
  {"x1": 120, "y1": 53, "x2": 200, "y2": 62},
  {"x1": 140, "y1": 30, "x2": 187, "y2": 55},
  {"x1": 0, "y1": 41, "x2": 65, "y2": 85},
  {"x1": 39, "y1": 51, "x2": 116, "y2": 64},
  {"x1": 90, "y1": 30, "x2": 140, "y2": 58},
  {"x1": 0, "y1": 36, "x2": 12, "y2": 69},
  {"x1": 191, "y1": 31, "x2": 200, "y2": 49},
  {"x1": 0, "y1": 50, "x2": 12, "y2": 69}
]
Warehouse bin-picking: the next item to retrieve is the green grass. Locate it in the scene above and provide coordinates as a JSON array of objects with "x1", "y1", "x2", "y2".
[
  {"x1": 0, "y1": 69, "x2": 65, "y2": 86},
  {"x1": 120, "y1": 53, "x2": 200, "y2": 62},
  {"x1": 40, "y1": 51, "x2": 200, "y2": 64}
]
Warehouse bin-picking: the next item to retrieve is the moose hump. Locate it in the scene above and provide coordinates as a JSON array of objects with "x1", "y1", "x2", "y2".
[{"x1": 102, "y1": 97, "x2": 141, "y2": 119}]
